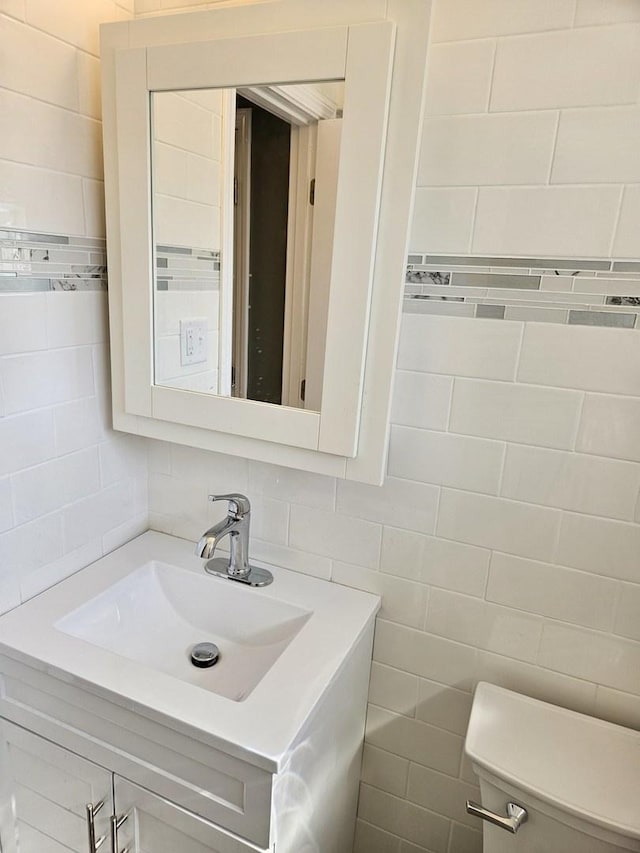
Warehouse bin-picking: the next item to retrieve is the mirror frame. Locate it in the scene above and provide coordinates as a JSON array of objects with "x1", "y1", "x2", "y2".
[{"x1": 101, "y1": 0, "x2": 431, "y2": 484}]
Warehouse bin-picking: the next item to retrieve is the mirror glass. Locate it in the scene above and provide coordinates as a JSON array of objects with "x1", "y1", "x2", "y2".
[{"x1": 150, "y1": 81, "x2": 345, "y2": 412}]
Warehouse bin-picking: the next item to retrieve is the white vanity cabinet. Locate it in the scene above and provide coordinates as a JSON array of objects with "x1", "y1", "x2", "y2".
[
  {"x1": 0, "y1": 720, "x2": 259, "y2": 853},
  {"x1": 0, "y1": 657, "x2": 277, "y2": 852},
  {"x1": 0, "y1": 647, "x2": 373, "y2": 853},
  {"x1": 0, "y1": 533, "x2": 380, "y2": 853}
]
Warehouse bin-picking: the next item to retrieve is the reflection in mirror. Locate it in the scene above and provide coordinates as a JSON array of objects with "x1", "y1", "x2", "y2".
[{"x1": 151, "y1": 81, "x2": 345, "y2": 412}]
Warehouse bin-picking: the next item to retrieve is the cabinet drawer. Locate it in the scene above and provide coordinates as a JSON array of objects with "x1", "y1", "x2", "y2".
[{"x1": 113, "y1": 776, "x2": 267, "y2": 853}]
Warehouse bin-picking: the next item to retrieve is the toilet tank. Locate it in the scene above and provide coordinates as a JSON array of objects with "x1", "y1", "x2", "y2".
[{"x1": 465, "y1": 683, "x2": 640, "y2": 853}]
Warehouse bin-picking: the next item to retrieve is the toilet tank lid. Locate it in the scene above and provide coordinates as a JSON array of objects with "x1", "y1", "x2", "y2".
[{"x1": 465, "y1": 683, "x2": 640, "y2": 841}]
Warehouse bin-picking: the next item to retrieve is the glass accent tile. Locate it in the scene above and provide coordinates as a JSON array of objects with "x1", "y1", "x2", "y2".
[
  {"x1": 504, "y1": 306, "x2": 568, "y2": 324},
  {"x1": 568, "y1": 310, "x2": 636, "y2": 328},
  {"x1": 452, "y1": 272, "x2": 540, "y2": 290},
  {"x1": 476, "y1": 304, "x2": 505, "y2": 319},
  {"x1": 156, "y1": 244, "x2": 192, "y2": 255},
  {"x1": 424, "y1": 255, "x2": 612, "y2": 271},
  {"x1": 612, "y1": 261, "x2": 640, "y2": 272},
  {"x1": 0, "y1": 278, "x2": 50, "y2": 292},
  {"x1": 0, "y1": 230, "x2": 69, "y2": 244},
  {"x1": 606, "y1": 296, "x2": 640, "y2": 306}
]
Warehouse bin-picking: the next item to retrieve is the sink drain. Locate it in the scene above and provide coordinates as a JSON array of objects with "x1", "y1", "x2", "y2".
[{"x1": 190, "y1": 642, "x2": 220, "y2": 668}]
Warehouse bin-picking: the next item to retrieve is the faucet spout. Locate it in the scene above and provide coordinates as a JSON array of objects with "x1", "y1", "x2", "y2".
[{"x1": 195, "y1": 516, "x2": 238, "y2": 559}]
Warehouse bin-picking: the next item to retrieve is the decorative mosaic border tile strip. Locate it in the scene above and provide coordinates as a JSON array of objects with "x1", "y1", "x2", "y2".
[
  {"x1": 0, "y1": 231, "x2": 221, "y2": 294},
  {"x1": 405, "y1": 253, "x2": 640, "y2": 329},
  {"x1": 155, "y1": 244, "x2": 220, "y2": 292},
  {"x1": 0, "y1": 230, "x2": 107, "y2": 292}
]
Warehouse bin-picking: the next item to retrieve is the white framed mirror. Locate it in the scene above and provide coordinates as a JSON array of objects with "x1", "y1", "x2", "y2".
[{"x1": 101, "y1": 0, "x2": 431, "y2": 484}]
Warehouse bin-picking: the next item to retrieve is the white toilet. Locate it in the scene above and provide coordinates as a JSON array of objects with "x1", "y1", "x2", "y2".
[{"x1": 465, "y1": 683, "x2": 640, "y2": 852}]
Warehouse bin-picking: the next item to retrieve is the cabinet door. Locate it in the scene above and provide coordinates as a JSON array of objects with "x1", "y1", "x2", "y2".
[
  {"x1": 0, "y1": 719, "x2": 113, "y2": 853},
  {"x1": 113, "y1": 777, "x2": 266, "y2": 853}
]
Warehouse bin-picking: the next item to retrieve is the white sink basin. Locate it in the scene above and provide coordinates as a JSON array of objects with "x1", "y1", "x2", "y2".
[
  {"x1": 0, "y1": 532, "x2": 379, "y2": 770},
  {"x1": 56, "y1": 561, "x2": 311, "y2": 701}
]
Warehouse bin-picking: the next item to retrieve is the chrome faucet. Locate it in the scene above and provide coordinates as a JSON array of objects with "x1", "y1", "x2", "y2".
[{"x1": 196, "y1": 494, "x2": 273, "y2": 587}]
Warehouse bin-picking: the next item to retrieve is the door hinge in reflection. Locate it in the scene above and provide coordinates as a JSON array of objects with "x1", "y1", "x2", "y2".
[
  {"x1": 234, "y1": 177, "x2": 238, "y2": 206},
  {"x1": 300, "y1": 379, "x2": 306, "y2": 402},
  {"x1": 309, "y1": 179, "x2": 315, "y2": 206}
]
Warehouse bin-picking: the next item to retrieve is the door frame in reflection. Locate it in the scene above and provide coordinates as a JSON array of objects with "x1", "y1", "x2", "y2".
[{"x1": 216, "y1": 85, "x2": 342, "y2": 410}]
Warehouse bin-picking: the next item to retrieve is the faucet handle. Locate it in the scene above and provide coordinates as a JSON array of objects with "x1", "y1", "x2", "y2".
[{"x1": 208, "y1": 494, "x2": 251, "y2": 518}]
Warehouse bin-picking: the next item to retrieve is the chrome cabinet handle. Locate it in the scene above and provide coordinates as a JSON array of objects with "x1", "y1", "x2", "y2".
[
  {"x1": 466, "y1": 800, "x2": 528, "y2": 834},
  {"x1": 85, "y1": 800, "x2": 106, "y2": 852},
  {"x1": 110, "y1": 812, "x2": 130, "y2": 853}
]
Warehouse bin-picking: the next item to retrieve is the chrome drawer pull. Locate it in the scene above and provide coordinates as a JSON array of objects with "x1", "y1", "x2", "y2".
[
  {"x1": 85, "y1": 800, "x2": 106, "y2": 853},
  {"x1": 466, "y1": 800, "x2": 528, "y2": 834},
  {"x1": 110, "y1": 812, "x2": 130, "y2": 853}
]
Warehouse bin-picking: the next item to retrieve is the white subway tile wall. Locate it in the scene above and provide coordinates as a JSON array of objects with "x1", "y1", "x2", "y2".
[
  {"x1": 410, "y1": 188, "x2": 477, "y2": 255},
  {"x1": 0, "y1": 292, "x2": 148, "y2": 604},
  {"x1": 0, "y1": 0, "x2": 130, "y2": 234},
  {"x1": 0, "y1": 3, "x2": 147, "y2": 609},
  {"x1": 413, "y1": 4, "x2": 640, "y2": 260},
  {"x1": 3, "y1": 2, "x2": 640, "y2": 853},
  {"x1": 149, "y1": 313, "x2": 640, "y2": 851}
]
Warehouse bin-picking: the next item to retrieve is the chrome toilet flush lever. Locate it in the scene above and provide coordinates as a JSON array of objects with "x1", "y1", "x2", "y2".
[
  {"x1": 195, "y1": 494, "x2": 273, "y2": 587},
  {"x1": 466, "y1": 800, "x2": 528, "y2": 834}
]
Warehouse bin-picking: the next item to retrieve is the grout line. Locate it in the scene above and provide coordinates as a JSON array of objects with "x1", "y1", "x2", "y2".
[
  {"x1": 354, "y1": 814, "x2": 438, "y2": 853},
  {"x1": 445, "y1": 378, "x2": 455, "y2": 431},
  {"x1": 467, "y1": 188, "x2": 480, "y2": 255},
  {"x1": 430, "y1": 22, "x2": 581, "y2": 48},
  {"x1": 513, "y1": 320, "x2": 526, "y2": 382},
  {"x1": 546, "y1": 110, "x2": 562, "y2": 185},
  {"x1": 13, "y1": 16, "x2": 108, "y2": 61},
  {"x1": 0, "y1": 83, "x2": 100, "y2": 123},
  {"x1": 570, "y1": 391, "x2": 586, "y2": 451},
  {"x1": 415, "y1": 179, "x2": 633, "y2": 192},
  {"x1": 485, "y1": 38, "x2": 499, "y2": 112},
  {"x1": 533, "y1": 615, "x2": 546, "y2": 661},
  {"x1": 609, "y1": 185, "x2": 627, "y2": 259},
  {"x1": 496, "y1": 441, "x2": 508, "y2": 497},
  {"x1": 0, "y1": 151, "x2": 104, "y2": 183},
  {"x1": 609, "y1": 581, "x2": 624, "y2": 635},
  {"x1": 285, "y1": 499, "x2": 291, "y2": 546},
  {"x1": 482, "y1": 551, "x2": 492, "y2": 600},
  {"x1": 422, "y1": 584, "x2": 431, "y2": 631},
  {"x1": 446, "y1": 819, "x2": 455, "y2": 853},
  {"x1": 549, "y1": 506, "x2": 563, "y2": 565},
  {"x1": 571, "y1": 0, "x2": 579, "y2": 27},
  {"x1": 433, "y1": 484, "x2": 443, "y2": 539}
]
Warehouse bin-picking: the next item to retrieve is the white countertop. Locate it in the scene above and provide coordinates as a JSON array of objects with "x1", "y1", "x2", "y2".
[{"x1": 0, "y1": 531, "x2": 380, "y2": 772}]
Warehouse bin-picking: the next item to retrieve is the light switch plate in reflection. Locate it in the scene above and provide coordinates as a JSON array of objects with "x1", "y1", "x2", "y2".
[{"x1": 180, "y1": 318, "x2": 208, "y2": 366}]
